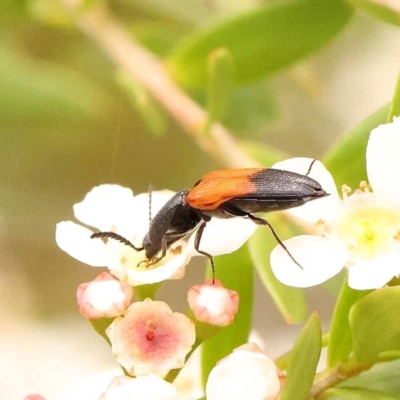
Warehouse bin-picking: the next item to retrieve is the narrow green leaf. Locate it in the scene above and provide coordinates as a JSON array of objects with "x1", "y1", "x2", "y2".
[
  {"x1": 131, "y1": 22, "x2": 184, "y2": 57},
  {"x1": 224, "y1": 80, "x2": 278, "y2": 134},
  {"x1": 201, "y1": 245, "x2": 253, "y2": 386},
  {"x1": 320, "y1": 387, "x2": 400, "y2": 400},
  {"x1": 279, "y1": 312, "x2": 322, "y2": 400},
  {"x1": 167, "y1": 0, "x2": 353, "y2": 88},
  {"x1": 206, "y1": 48, "x2": 234, "y2": 128},
  {"x1": 248, "y1": 214, "x2": 307, "y2": 324},
  {"x1": 350, "y1": 287, "x2": 400, "y2": 364},
  {"x1": 340, "y1": 359, "x2": 400, "y2": 396},
  {"x1": 388, "y1": 70, "x2": 400, "y2": 123},
  {"x1": 328, "y1": 274, "x2": 371, "y2": 367},
  {"x1": 0, "y1": 48, "x2": 109, "y2": 124},
  {"x1": 346, "y1": 0, "x2": 400, "y2": 27},
  {"x1": 323, "y1": 105, "x2": 389, "y2": 190},
  {"x1": 116, "y1": 71, "x2": 168, "y2": 137}
]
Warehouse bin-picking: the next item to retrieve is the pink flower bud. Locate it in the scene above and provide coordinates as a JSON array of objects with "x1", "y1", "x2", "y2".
[
  {"x1": 206, "y1": 343, "x2": 283, "y2": 400},
  {"x1": 100, "y1": 375, "x2": 180, "y2": 400},
  {"x1": 23, "y1": 395, "x2": 46, "y2": 400},
  {"x1": 106, "y1": 298, "x2": 196, "y2": 376},
  {"x1": 187, "y1": 279, "x2": 239, "y2": 327},
  {"x1": 77, "y1": 272, "x2": 133, "y2": 319}
]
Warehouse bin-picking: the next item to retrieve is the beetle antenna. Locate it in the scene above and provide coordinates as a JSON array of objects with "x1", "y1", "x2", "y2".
[
  {"x1": 148, "y1": 184, "x2": 153, "y2": 224},
  {"x1": 91, "y1": 231, "x2": 144, "y2": 252},
  {"x1": 305, "y1": 159, "x2": 317, "y2": 176},
  {"x1": 247, "y1": 215, "x2": 303, "y2": 270}
]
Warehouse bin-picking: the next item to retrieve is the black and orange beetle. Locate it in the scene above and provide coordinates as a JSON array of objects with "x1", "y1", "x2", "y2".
[{"x1": 92, "y1": 165, "x2": 328, "y2": 272}]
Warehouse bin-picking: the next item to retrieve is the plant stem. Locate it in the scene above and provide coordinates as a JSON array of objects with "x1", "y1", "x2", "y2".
[
  {"x1": 310, "y1": 357, "x2": 373, "y2": 399},
  {"x1": 61, "y1": 0, "x2": 259, "y2": 169}
]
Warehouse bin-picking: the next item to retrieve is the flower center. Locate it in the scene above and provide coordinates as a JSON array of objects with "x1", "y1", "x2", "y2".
[
  {"x1": 325, "y1": 192, "x2": 400, "y2": 263},
  {"x1": 119, "y1": 244, "x2": 183, "y2": 272},
  {"x1": 145, "y1": 319, "x2": 157, "y2": 341}
]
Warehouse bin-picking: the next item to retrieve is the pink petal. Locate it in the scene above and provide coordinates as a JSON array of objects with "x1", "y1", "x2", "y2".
[
  {"x1": 272, "y1": 158, "x2": 341, "y2": 223},
  {"x1": 367, "y1": 118, "x2": 400, "y2": 207},
  {"x1": 270, "y1": 235, "x2": 347, "y2": 287}
]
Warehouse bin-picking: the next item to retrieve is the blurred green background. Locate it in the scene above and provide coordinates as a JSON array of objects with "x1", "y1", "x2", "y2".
[{"x1": 1, "y1": 0, "x2": 400, "y2": 398}]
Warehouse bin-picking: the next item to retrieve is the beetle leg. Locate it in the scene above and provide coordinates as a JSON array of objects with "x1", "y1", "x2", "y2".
[
  {"x1": 194, "y1": 220, "x2": 216, "y2": 283},
  {"x1": 247, "y1": 214, "x2": 303, "y2": 270}
]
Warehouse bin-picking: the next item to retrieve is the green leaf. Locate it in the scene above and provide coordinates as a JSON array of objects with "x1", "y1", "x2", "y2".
[
  {"x1": 206, "y1": 48, "x2": 234, "y2": 128},
  {"x1": 131, "y1": 22, "x2": 185, "y2": 57},
  {"x1": 0, "y1": 48, "x2": 109, "y2": 125},
  {"x1": 320, "y1": 387, "x2": 400, "y2": 400},
  {"x1": 167, "y1": 0, "x2": 354, "y2": 88},
  {"x1": 201, "y1": 245, "x2": 253, "y2": 386},
  {"x1": 224, "y1": 80, "x2": 278, "y2": 134},
  {"x1": 190, "y1": 79, "x2": 278, "y2": 137},
  {"x1": 248, "y1": 214, "x2": 307, "y2": 324},
  {"x1": 279, "y1": 312, "x2": 322, "y2": 400},
  {"x1": 388, "y1": 70, "x2": 400, "y2": 123},
  {"x1": 328, "y1": 274, "x2": 371, "y2": 367},
  {"x1": 350, "y1": 287, "x2": 400, "y2": 364},
  {"x1": 323, "y1": 105, "x2": 389, "y2": 190},
  {"x1": 340, "y1": 359, "x2": 400, "y2": 396},
  {"x1": 346, "y1": 0, "x2": 400, "y2": 27},
  {"x1": 241, "y1": 140, "x2": 288, "y2": 166},
  {"x1": 116, "y1": 71, "x2": 168, "y2": 137}
]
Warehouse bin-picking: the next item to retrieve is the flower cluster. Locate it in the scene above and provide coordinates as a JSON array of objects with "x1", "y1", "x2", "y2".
[
  {"x1": 270, "y1": 118, "x2": 400, "y2": 290},
  {"x1": 53, "y1": 118, "x2": 400, "y2": 399}
]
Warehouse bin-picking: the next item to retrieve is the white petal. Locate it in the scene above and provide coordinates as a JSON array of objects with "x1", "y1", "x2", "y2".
[
  {"x1": 367, "y1": 118, "x2": 400, "y2": 207},
  {"x1": 348, "y1": 254, "x2": 400, "y2": 290},
  {"x1": 270, "y1": 235, "x2": 347, "y2": 287},
  {"x1": 111, "y1": 252, "x2": 189, "y2": 286},
  {"x1": 56, "y1": 221, "x2": 110, "y2": 267},
  {"x1": 130, "y1": 190, "x2": 176, "y2": 240},
  {"x1": 73, "y1": 185, "x2": 136, "y2": 232},
  {"x1": 187, "y1": 218, "x2": 257, "y2": 257},
  {"x1": 272, "y1": 158, "x2": 341, "y2": 223}
]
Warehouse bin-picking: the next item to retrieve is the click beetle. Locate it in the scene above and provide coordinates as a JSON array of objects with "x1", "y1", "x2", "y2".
[{"x1": 91, "y1": 165, "x2": 328, "y2": 274}]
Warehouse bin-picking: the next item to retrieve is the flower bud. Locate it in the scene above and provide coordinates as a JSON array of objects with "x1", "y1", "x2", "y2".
[
  {"x1": 187, "y1": 279, "x2": 239, "y2": 327},
  {"x1": 77, "y1": 272, "x2": 133, "y2": 319},
  {"x1": 206, "y1": 343, "x2": 283, "y2": 400},
  {"x1": 106, "y1": 298, "x2": 195, "y2": 376},
  {"x1": 100, "y1": 375, "x2": 180, "y2": 400}
]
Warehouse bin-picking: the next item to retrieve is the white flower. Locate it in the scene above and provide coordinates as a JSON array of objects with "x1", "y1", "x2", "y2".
[
  {"x1": 56, "y1": 184, "x2": 256, "y2": 286},
  {"x1": 270, "y1": 118, "x2": 400, "y2": 290},
  {"x1": 100, "y1": 375, "x2": 181, "y2": 400}
]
